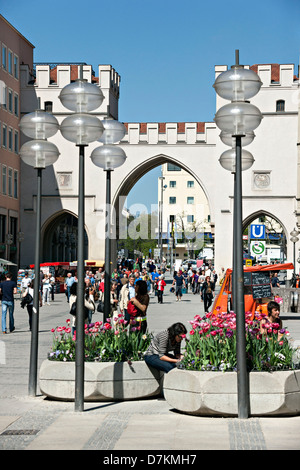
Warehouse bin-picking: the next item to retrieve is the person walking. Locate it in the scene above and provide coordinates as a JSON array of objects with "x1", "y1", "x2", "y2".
[
  {"x1": 157, "y1": 275, "x2": 166, "y2": 304},
  {"x1": 0, "y1": 272, "x2": 17, "y2": 334},
  {"x1": 127, "y1": 279, "x2": 149, "y2": 334},
  {"x1": 21, "y1": 271, "x2": 31, "y2": 294},
  {"x1": 201, "y1": 275, "x2": 215, "y2": 313},
  {"x1": 42, "y1": 274, "x2": 51, "y2": 305},
  {"x1": 64, "y1": 272, "x2": 75, "y2": 302},
  {"x1": 23, "y1": 281, "x2": 42, "y2": 331},
  {"x1": 172, "y1": 270, "x2": 186, "y2": 301}
]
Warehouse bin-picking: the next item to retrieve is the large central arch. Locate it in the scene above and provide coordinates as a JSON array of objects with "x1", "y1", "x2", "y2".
[{"x1": 112, "y1": 153, "x2": 213, "y2": 237}]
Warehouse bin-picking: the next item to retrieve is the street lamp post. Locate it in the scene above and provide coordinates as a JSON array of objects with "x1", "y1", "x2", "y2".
[
  {"x1": 91, "y1": 119, "x2": 126, "y2": 324},
  {"x1": 19, "y1": 110, "x2": 60, "y2": 397},
  {"x1": 290, "y1": 228, "x2": 299, "y2": 277},
  {"x1": 59, "y1": 75, "x2": 104, "y2": 412},
  {"x1": 213, "y1": 50, "x2": 263, "y2": 418},
  {"x1": 159, "y1": 176, "x2": 166, "y2": 264}
]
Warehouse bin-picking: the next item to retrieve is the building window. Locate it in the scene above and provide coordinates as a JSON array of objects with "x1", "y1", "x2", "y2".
[
  {"x1": 10, "y1": 217, "x2": 17, "y2": 244},
  {"x1": 187, "y1": 180, "x2": 194, "y2": 188},
  {"x1": 276, "y1": 100, "x2": 285, "y2": 112},
  {"x1": 2, "y1": 125, "x2": 7, "y2": 148},
  {"x1": 8, "y1": 168, "x2": 12, "y2": 196},
  {"x1": 187, "y1": 196, "x2": 194, "y2": 204},
  {"x1": 0, "y1": 215, "x2": 6, "y2": 243},
  {"x1": 14, "y1": 55, "x2": 19, "y2": 79},
  {"x1": 169, "y1": 180, "x2": 176, "y2": 188},
  {"x1": 44, "y1": 101, "x2": 53, "y2": 112},
  {"x1": 169, "y1": 197, "x2": 176, "y2": 204},
  {"x1": 14, "y1": 171, "x2": 18, "y2": 198},
  {"x1": 187, "y1": 215, "x2": 194, "y2": 223},
  {"x1": 8, "y1": 128, "x2": 13, "y2": 151},
  {"x1": 8, "y1": 50, "x2": 13, "y2": 75},
  {"x1": 14, "y1": 130, "x2": 19, "y2": 154},
  {"x1": 2, "y1": 84, "x2": 7, "y2": 109},
  {"x1": 2, "y1": 166, "x2": 7, "y2": 194},
  {"x1": 167, "y1": 163, "x2": 181, "y2": 171},
  {"x1": 14, "y1": 93, "x2": 19, "y2": 116},
  {"x1": 8, "y1": 89, "x2": 13, "y2": 113},
  {"x1": 2, "y1": 44, "x2": 7, "y2": 70}
]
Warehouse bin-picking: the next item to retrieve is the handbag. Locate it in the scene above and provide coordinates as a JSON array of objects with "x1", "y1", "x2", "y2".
[
  {"x1": 127, "y1": 300, "x2": 138, "y2": 317},
  {"x1": 97, "y1": 300, "x2": 104, "y2": 313},
  {"x1": 70, "y1": 301, "x2": 77, "y2": 315}
]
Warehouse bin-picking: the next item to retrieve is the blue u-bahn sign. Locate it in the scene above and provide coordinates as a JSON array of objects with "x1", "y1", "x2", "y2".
[{"x1": 250, "y1": 224, "x2": 266, "y2": 240}]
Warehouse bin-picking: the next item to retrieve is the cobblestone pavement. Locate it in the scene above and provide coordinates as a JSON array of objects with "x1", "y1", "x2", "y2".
[{"x1": 0, "y1": 274, "x2": 300, "y2": 452}]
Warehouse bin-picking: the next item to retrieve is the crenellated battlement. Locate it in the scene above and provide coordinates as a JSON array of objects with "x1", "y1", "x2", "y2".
[
  {"x1": 20, "y1": 63, "x2": 121, "y2": 119},
  {"x1": 122, "y1": 121, "x2": 216, "y2": 145},
  {"x1": 215, "y1": 63, "x2": 299, "y2": 87}
]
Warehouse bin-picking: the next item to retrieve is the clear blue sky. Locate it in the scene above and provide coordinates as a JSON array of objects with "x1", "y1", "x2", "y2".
[{"x1": 2, "y1": 0, "x2": 300, "y2": 211}]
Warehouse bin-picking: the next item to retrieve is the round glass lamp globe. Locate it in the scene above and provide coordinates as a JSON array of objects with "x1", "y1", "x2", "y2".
[
  {"x1": 60, "y1": 114, "x2": 104, "y2": 145},
  {"x1": 220, "y1": 130, "x2": 255, "y2": 147},
  {"x1": 91, "y1": 145, "x2": 126, "y2": 171},
  {"x1": 219, "y1": 148, "x2": 254, "y2": 172},
  {"x1": 213, "y1": 67, "x2": 262, "y2": 101},
  {"x1": 58, "y1": 79, "x2": 104, "y2": 113},
  {"x1": 98, "y1": 119, "x2": 126, "y2": 144},
  {"x1": 20, "y1": 140, "x2": 60, "y2": 169},
  {"x1": 19, "y1": 110, "x2": 59, "y2": 140},
  {"x1": 214, "y1": 102, "x2": 263, "y2": 135}
]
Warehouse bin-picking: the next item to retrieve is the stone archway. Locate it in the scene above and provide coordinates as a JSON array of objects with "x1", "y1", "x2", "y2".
[
  {"x1": 112, "y1": 153, "x2": 212, "y2": 236},
  {"x1": 243, "y1": 210, "x2": 287, "y2": 263},
  {"x1": 110, "y1": 153, "x2": 212, "y2": 262},
  {"x1": 42, "y1": 211, "x2": 88, "y2": 263}
]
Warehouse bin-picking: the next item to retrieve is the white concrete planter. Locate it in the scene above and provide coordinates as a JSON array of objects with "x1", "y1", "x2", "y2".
[
  {"x1": 163, "y1": 369, "x2": 300, "y2": 416},
  {"x1": 39, "y1": 359, "x2": 163, "y2": 401}
]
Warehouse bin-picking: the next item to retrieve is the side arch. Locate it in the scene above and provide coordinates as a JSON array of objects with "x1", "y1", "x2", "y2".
[
  {"x1": 42, "y1": 210, "x2": 88, "y2": 262},
  {"x1": 243, "y1": 209, "x2": 287, "y2": 261}
]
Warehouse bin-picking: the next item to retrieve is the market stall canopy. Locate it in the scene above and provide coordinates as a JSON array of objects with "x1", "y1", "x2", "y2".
[
  {"x1": 226, "y1": 262, "x2": 294, "y2": 274},
  {"x1": 0, "y1": 258, "x2": 17, "y2": 266}
]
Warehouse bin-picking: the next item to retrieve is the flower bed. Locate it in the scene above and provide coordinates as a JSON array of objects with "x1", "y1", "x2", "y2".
[
  {"x1": 49, "y1": 317, "x2": 151, "y2": 363},
  {"x1": 40, "y1": 316, "x2": 163, "y2": 401},
  {"x1": 181, "y1": 311, "x2": 297, "y2": 372},
  {"x1": 163, "y1": 311, "x2": 300, "y2": 416}
]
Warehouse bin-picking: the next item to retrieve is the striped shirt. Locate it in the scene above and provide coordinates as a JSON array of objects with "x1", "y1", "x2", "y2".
[{"x1": 145, "y1": 329, "x2": 181, "y2": 358}]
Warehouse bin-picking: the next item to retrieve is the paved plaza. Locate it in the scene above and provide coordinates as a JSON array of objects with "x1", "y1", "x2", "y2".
[{"x1": 0, "y1": 273, "x2": 300, "y2": 452}]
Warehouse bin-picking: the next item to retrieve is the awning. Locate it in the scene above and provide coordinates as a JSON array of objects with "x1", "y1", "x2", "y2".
[
  {"x1": 0, "y1": 258, "x2": 17, "y2": 266},
  {"x1": 226, "y1": 262, "x2": 294, "y2": 274}
]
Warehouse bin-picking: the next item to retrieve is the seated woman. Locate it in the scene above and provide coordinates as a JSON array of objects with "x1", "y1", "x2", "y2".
[
  {"x1": 144, "y1": 322, "x2": 187, "y2": 373},
  {"x1": 260, "y1": 300, "x2": 283, "y2": 339}
]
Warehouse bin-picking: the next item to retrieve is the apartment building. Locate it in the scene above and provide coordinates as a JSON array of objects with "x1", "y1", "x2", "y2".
[{"x1": 0, "y1": 15, "x2": 34, "y2": 266}]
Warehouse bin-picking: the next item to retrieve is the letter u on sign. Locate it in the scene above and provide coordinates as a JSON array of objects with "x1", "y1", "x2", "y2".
[{"x1": 250, "y1": 224, "x2": 265, "y2": 239}]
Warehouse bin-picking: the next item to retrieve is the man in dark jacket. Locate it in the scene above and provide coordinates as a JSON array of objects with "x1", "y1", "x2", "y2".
[{"x1": 0, "y1": 272, "x2": 17, "y2": 334}]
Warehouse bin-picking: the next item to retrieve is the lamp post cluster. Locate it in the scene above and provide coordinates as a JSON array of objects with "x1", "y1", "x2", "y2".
[
  {"x1": 19, "y1": 72, "x2": 126, "y2": 411},
  {"x1": 213, "y1": 50, "x2": 263, "y2": 418}
]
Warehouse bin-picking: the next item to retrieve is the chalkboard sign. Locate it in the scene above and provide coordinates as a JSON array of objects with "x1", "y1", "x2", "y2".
[
  {"x1": 242, "y1": 270, "x2": 272, "y2": 299},
  {"x1": 252, "y1": 272, "x2": 270, "y2": 286},
  {"x1": 244, "y1": 272, "x2": 252, "y2": 286},
  {"x1": 252, "y1": 283, "x2": 272, "y2": 299}
]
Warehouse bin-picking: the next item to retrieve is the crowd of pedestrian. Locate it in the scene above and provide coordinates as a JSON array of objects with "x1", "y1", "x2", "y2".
[{"x1": 171, "y1": 263, "x2": 220, "y2": 313}]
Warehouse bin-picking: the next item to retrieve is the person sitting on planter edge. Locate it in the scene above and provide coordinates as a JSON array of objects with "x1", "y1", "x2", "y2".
[
  {"x1": 260, "y1": 300, "x2": 283, "y2": 340},
  {"x1": 144, "y1": 322, "x2": 187, "y2": 373}
]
